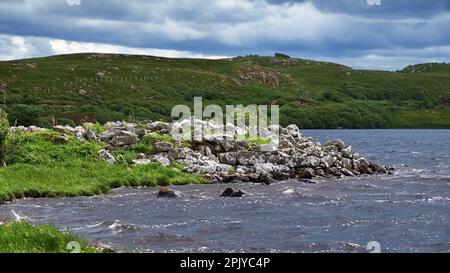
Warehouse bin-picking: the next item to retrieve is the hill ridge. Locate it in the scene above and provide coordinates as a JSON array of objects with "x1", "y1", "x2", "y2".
[{"x1": 0, "y1": 53, "x2": 449, "y2": 128}]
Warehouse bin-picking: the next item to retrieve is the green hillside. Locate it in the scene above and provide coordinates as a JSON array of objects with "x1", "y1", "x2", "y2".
[
  {"x1": 0, "y1": 53, "x2": 449, "y2": 128},
  {"x1": 401, "y1": 62, "x2": 450, "y2": 74}
]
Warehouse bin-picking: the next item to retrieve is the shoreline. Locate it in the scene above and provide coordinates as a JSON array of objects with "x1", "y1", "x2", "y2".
[
  {"x1": 0, "y1": 120, "x2": 393, "y2": 203},
  {"x1": 0, "y1": 120, "x2": 394, "y2": 203}
]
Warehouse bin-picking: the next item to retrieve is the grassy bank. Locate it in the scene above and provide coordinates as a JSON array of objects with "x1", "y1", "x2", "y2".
[
  {"x1": 0, "y1": 222, "x2": 99, "y2": 253},
  {"x1": 0, "y1": 163, "x2": 205, "y2": 202},
  {"x1": 0, "y1": 129, "x2": 205, "y2": 203}
]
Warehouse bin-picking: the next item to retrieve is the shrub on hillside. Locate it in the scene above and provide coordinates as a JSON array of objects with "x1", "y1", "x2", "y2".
[
  {"x1": 6, "y1": 104, "x2": 42, "y2": 126},
  {"x1": 274, "y1": 53, "x2": 290, "y2": 59},
  {"x1": 0, "y1": 109, "x2": 9, "y2": 166},
  {"x1": 57, "y1": 118, "x2": 76, "y2": 127},
  {"x1": 321, "y1": 90, "x2": 344, "y2": 103}
]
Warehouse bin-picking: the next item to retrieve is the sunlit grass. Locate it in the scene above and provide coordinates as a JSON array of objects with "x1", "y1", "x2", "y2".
[
  {"x1": 0, "y1": 222, "x2": 100, "y2": 253},
  {"x1": 0, "y1": 163, "x2": 205, "y2": 202},
  {"x1": 0, "y1": 130, "x2": 205, "y2": 202}
]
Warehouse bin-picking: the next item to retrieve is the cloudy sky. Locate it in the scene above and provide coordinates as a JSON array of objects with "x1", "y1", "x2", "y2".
[{"x1": 0, "y1": 0, "x2": 449, "y2": 70}]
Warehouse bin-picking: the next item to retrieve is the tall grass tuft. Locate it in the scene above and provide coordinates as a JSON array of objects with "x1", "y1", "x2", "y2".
[{"x1": 0, "y1": 222, "x2": 100, "y2": 253}]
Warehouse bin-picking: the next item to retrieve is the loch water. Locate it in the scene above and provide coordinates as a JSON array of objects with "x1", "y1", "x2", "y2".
[{"x1": 1, "y1": 130, "x2": 449, "y2": 253}]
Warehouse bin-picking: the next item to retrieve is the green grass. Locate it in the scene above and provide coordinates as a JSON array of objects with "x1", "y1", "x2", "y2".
[
  {"x1": 248, "y1": 136, "x2": 272, "y2": 145},
  {"x1": 0, "y1": 129, "x2": 205, "y2": 202},
  {"x1": 5, "y1": 130, "x2": 103, "y2": 165},
  {"x1": 84, "y1": 122, "x2": 106, "y2": 134},
  {"x1": 142, "y1": 133, "x2": 174, "y2": 144},
  {"x1": 0, "y1": 53, "x2": 448, "y2": 128},
  {"x1": 0, "y1": 163, "x2": 205, "y2": 202},
  {"x1": 0, "y1": 222, "x2": 100, "y2": 253},
  {"x1": 391, "y1": 107, "x2": 450, "y2": 128}
]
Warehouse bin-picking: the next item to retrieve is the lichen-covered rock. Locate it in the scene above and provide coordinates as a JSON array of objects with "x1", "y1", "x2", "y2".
[
  {"x1": 298, "y1": 168, "x2": 315, "y2": 179},
  {"x1": 341, "y1": 168, "x2": 355, "y2": 177},
  {"x1": 154, "y1": 155, "x2": 171, "y2": 167},
  {"x1": 354, "y1": 158, "x2": 370, "y2": 174},
  {"x1": 10, "y1": 126, "x2": 48, "y2": 133},
  {"x1": 147, "y1": 121, "x2": 171, "y2": 133},
  {"x1": 52, "y1": 125, "x2": 75, "y2": 135},
  {"x1": 185, "y1": 160, "x2": 233, "y2": 174},
  {"x1": 302, "y1": 156, "x2": 320, "y2": 168},
  {"x1": 110, "y1": 131, "x2": 138, "y2": 147},
  {"x1": 84, "y1": 129, "x2": 97, "y2": 141},
  {"x1": 322, "y1": 155, "x2": 336, "y2": 168},
  {"x1": 218, "y1": 152, "x2": 237, "y2": 165},
  {"x1": 99, "y1": 149, "x2": 116, "y2": 165},
  {"x1": 168, "y1": 147, "x2": 187, "y2": 160},
  {"x1": 342, "y1": 158, "x2": 353, "y2": 170},
  {"x1": 254, "y1": 163, "x2": 276, "y2": 176},
  {"x1": 51, "y1": 134, "x2": 69, "y2": 144},
  {"x1": 324, "y1": 139, "x2": 346, "y2": 150},
  {"x1": 98, "y1": 130, "x2": 117, "y2": 142},
  {"x1": 286, "y1": 124, "x2": 301, "y2": 138},
  {"x1": 237, "y1": 151, "x2": 266, "y2": 165},
  {"x1": 342, "y1": 146, "x2": 353, "y2": 158},
  {"x1": 132, "y1": 159, "x2": 153, "y2": 165},
  {"x1": 154, "y1": 141, "x2": 173, "y2": 153}
]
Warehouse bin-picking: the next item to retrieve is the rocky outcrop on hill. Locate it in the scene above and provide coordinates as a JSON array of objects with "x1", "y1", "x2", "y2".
[{"x1": 10, "y1": 120, "x2": 392, "y2": 184}]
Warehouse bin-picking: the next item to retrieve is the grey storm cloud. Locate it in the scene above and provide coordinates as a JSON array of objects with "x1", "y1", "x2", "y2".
[
  {"x1": 0, "y1": 0, "x2": 449, "y2": 70},
  {"x1": 267, "y1": 0, "x2": 450, "y2": 17}
]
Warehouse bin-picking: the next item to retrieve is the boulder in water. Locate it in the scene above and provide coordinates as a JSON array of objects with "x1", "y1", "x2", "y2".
[
  {"x1": 157, "y1": 187, "x2": 182, "y2": 198},
  {"x1": 354, "y1": 158, "x2": 370, "y2": 174},
  {"x1": 282, "y1": 188, "x2": 303, "y2": 196},
  {"x1": 220, "y1": 188, "x2": 246, "y2": 197}
]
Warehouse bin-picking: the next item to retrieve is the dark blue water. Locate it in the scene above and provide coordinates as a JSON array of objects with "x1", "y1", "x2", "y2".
[{"x1": 1, "y1": 130, "x2": 449, "y2": 253}]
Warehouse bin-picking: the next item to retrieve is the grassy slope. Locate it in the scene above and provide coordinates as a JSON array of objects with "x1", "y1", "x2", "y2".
[
  {"x1": 0, "y1": 54, "x2": 449, "y2": 128},
  {"x1": 0, "y1": 222, "x2": 100, "y2": 253}
]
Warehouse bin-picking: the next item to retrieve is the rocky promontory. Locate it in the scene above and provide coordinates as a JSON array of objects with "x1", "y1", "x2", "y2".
[{"x1": 10, "y1": 120, "x2": 392, "y2": 184}]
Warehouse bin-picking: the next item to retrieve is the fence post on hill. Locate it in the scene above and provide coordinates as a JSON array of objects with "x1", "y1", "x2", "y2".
[{"x1": 0, "y1": 83, "x2": 6, "y2": 110}]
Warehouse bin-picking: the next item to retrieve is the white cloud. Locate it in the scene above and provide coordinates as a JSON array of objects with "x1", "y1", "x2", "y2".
[
  {"x1": 0, "y1": 34, "x2": 228, "y2": 61},
  {"x1": 1, "y1": 34, "x2": 449, "y2": 70},
  {"x1": 319, "y1": 46, "x2": 450, "y2": 70},
  {"x1": 0, "y1": 35, "x2": 52, "y2": 60},
  {"x1": 0, "y1": 0, "x2": 449, "y2": 69},
  {"x1": 320, "y1": 55, "x2": 436, "y2": 71}
]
